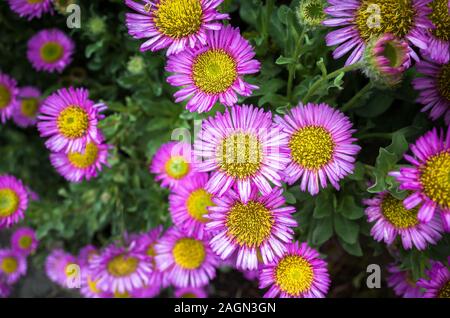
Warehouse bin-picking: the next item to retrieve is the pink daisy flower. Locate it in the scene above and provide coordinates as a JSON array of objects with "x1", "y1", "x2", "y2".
[
  {"x1": 37, "y1": 87, "x2": 107, "y2": 153},
  {"x1": 421, "y1": 0, "x2": 450, "y2": 63},
  {"x1": 150, "y1": 141, "x2": 197, "y2": 189},
  {"x1": 0, "y1": 175, "x2": 29, "y2": 229},
  {"x1": 0, "y1": 72, "x2": 19, "y2": 123},
  {"x1": 194, "y1": 104, "x2": 290, "y2": 203},
  {"x1": 166, "y1": 25, "x2": 260, "y2": 113},
  {"x1": 155, "y1": 227, "x2": 219, "y2": 288},
  {"x1": 207, "y1": 187, "x2": 297, "y2": 271},
  {"x1": 0, "y1": 277, "x2": 11, "y2": 298},
  {"x1": 125, "y1": 0, "x2": 229, "y2": 56},
  {"x1": 323, "y1": 0, "x2": 433, "y2": 65},
  {"x1": 27, "y1": 29, "x2": 75, "y2": 73},
  {"x1": 10, "y1": 227, "x2": 38, "y2": 256},
  {"x1": 387, "y1": 263, "x2": 424, "y2": 298},
  {"x1": 412, "y1": 58, "x2": 450, "y2": 125},
  {"x1": 77, "y1": 245, "x2": 98, "y2": 268},
  {"x1": 0, "y1": 249, "x2": 27, "y2": 284},
  {"x1": 169, "y1": 172, "x2": 215, "y2": 239},
  {"x1": 259, "y1": 242, "x2": 330, "y2": 298},
  {"x1": 174, "y1": 287, "x2": 208, "y2": 298},
  {"x1": 12, "y1": 86, "x2": 42, "y2": 128},
  {"x1": 80, "y1": 269, "x2": 106, "y2": 298},
  {"x1": 129, "y1": 284, "x2": 161, "y2": 298},
  {"x1": 275, "y1": 103, "x2": 361, "y2": 196},
  {"x1": 417, "y1": 257, "x2": 450, "y2": 298},
  {"x1": 7, "y1": 0, "x2": 53, "y2": 20},
  {"x1": 89, "y1": 242, "x2": 153, "y2": 294},
  {"x1": 45, "y1": 249, "x2": 78, "y2": 288},
  {"x1": 390, "y1": 128, "x2": 450, "y2": 230},
  {"x1": 364, "y1": 192, "x2": 443, "y2": 250}
]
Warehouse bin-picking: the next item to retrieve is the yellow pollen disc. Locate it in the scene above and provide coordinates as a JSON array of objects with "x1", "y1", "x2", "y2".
[
  {"x1": 87, "y1": 275, "x2": 101, "y2": 294},
  {"x1": 289, "y1": 126, "x2": 334, "y2": 170},
  {"x1": 20, "y1": 98, "x2": 39, "y2": 118},
  {"x1": 0, "y1": 189, "x2": 20, "y2": 218},
  {"x1": 172, "y1": 238, "x2": 205, "y2": 270},
  {"x1": 181, "y1": 293, "x2": 197, "y2": 298},
  {"x1": 147, "y1": 244, "x2": 156, "y2": 257},
  {"x1": 1, "y1": 257, "x2": 18, "y2": 274},
  {"x1": 67, "y1": 142, "x2": 99, "y2": 169},
  {"x1": 114, "y1": 291, "x2": 131, "y2": 298},
  {"x1": 192, "y1": 49, "x2": 238, "y2": 94},
  {"x1": 18, "y1": 236, "x2": 33, "y2": 249},
  {"x1": 420, "y1": 151, "x2": 450, "y2": 208},
  {"x1": 355, "y1": 0, "x2": 416, "y2": 42},
  {"x1": 438, "y1": 280, "x2": 450, "y2": 298},
  {"x1": 226, "y1": 201, "x2": 274, "y2": 247},
  {"x1": 429, "y1": 0, "x2": 450, "y2": 41},
  {"x1": 57, "y1": 106, "x2": 89, "y2": 139},
  {"x1": 275, "y1": 255, "x2": 314, "y2": 296},
  {"x1": 381, "y1": 194, "x2": 419, "y2": 228},
  {"x1": 107, "y1": 255, "x2": 139, "y2": 277},
  {"x1": 0, "y1": 84, "x2": 11, "y2": 109},
  {"x1": 217, "y1": 132, "x2": 263, "y2": 179},
  {"x1": 27, "y1": 0, "x2": 44, "y2": 3},
  {"x1": 186, "y1": 188, "x2": 214, "y2": 222},
  {"x1": 165, "y1": 156, "x2": 190, "y2": 179},
  {"x1": 437, "y1": 63, "x2": 450, "y2": 102},
  {"x1": 154, "y1": 0, "x2": 203, "y2": 39},
  {"x1": 40, "y1": 41, "x2": 64, "y2": 63}
]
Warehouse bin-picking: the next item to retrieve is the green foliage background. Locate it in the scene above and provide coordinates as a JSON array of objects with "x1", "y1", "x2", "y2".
[{"x1": 0, "y1": 0, "x2": 448, "y2": 297}]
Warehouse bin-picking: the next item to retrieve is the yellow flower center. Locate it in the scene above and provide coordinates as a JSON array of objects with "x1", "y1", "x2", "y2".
[
  {"x1": 172, "y1": 238, "x2": 205, "y2": 270},
  {"x1": 164, "y1": 156, "x2": 190, "y2": 179},
  {"x1": 20, "y1": 98, "x2": 39, "y2": 118},
  {"x1": 192, "y1": 49, "x2": 238, "y2": 94},
  {"x1": 1, "y1": 257, "x2": 18, "y2": 274},
  {"x1": 18, "y1": 236, "x2": 33, "y2": 249},
  {"x1": 437, "y1": 63, "x2": 450, "y2": 102},
  {"x1": 27, "y1": 0, "x2": 44, "y2": 3},
  {"x1": 181, "y1": 292, "x2": 198, "y2": 298},
  {"x1": 87, "y1": 275, "x2": 101, "y2": 294},
  {"x1": 107, "y1": 255, "x2": 139, "y2": 277},
  {"x1": 275, "y1": 255, "x2": 314, "y2": 296},
  {"x1": 226, "y1": 201, "x2": 273, "y2": 247},
  {"x1": 186, "y1": 189, "x2": 214, "y2": 222},
  {"x1": 355, "y1": 0, "x2": 416, "y2": 42},
  {"x1": 114, "y1": 291, "x2": 131, "y2": 298},
  {"x1": 67, "y1": 142, "x2": 99, "y2": 169},
  {"x1": 420, "y1": 151, "x2": 450, "y2": 208},
  {"x1": 289, "y1": 126, "x2": 334, "y2": 170},
  {"x1": 217, "y1": 132, "x2": 263, "y2": 179},
  {"x1": 429, "y1": 0, "x2": 450, "y2": 41},
  {"x1": 57, "y1": 106, "x2": 89, "y2": 139},
  {"x1": 0, "y1": 84, "x2": 11, "y2": 109},
  {"x1": 438, "y1": 280, "x2": 450, "y2": 298},
  {"x1": 154, "y1": 0, "x2": 203, "y2": 39},
  {"x1": 0, "y1": 189, "x2": 19, "y2": 218},
  {"x1": 40, "y1": 41, "x2": 64, "y2": 63},
  {"x1": 381, "y1": 194, "x2": 419, "y2": 228}
]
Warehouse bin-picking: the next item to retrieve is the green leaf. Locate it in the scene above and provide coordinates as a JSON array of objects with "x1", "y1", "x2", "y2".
[
  {"x1": 355, "y1": 90, "x2": 394, "y2": 118},
  {"x1": 340, "y1": 240, "x2": 363, "y2": 257},
  {"x1": 334, "y1": 214, "x2": 359, "y2": 244},
  {"x1": 312, "y1": 217, "x2": 333, "y2": 245},
  {"x1": 348, "y1": 161, "x2": 365, "y2": 181},
  {"x1": 275, "y1": 55, "x2": 296, "y2": 65},
  {"x1": 337, "y1": 195, "x2": 364, "y2": 220},
  {"x1": 313, "y1": 191, "x2": 334, "y2": 219}
]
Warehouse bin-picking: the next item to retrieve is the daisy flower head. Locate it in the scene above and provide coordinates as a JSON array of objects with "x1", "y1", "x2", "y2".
[
  {"x1": 174, "y1": 287, "x2": 207, "y2": 298},
  {"x1": 207, "y1": 187, "x2": 297, "y2": 271},
  {"x1": 89, "y1": 242, "x2": 152, "y2": 294},
  {"x1": 275, "y1": 102, "x2": 361, "y2": 196},
  {"x1": 422, "y1": 0, "x2": 450, "y2": 63},
  {"x1": 77, "y1": 245, "x2": 98, "y2": 268},
  {"x1": 154, "y1": 227, "x2": 219, "y2": 288},
  {"x1": 390, "y1": 128, "x2": 450, "y2": 230},
  {"x1": 129, "y1": 284, "x2": 161, "y2": 298},
  {"x1": 364, "y1": 192, "x2": 443, "y2": 250},
  {"x1": 169, "y1": 172, "x2": 215, "y2": 239},
  {"x1": 0, "y1": 72, "x2": 19, "y2": 123},
  {"x1": 259, "y1": 242, "x2": 330, "y2": 298},
  {"x1": 150, "y1": 141, "x2": 197, "y2": 189},
  {"x1": 12, "y1": 86, "x2": 42, "y2": 128},
  {"x1": 0, "y1": 249, "x2": 27, "y2": 284},
  {"x1": 412, "y1": 57, "x2": 450, "y2": 125},
  {"x1": 417, "y1": 257, "x2": 450, "y2": 298},
  {"x1": 0, "y1": 175, "x2": 29, "y2": 229},
  {"x1": 296, "y1": 0, "x2": 327, "y2": 29},
  {"x1": 45, "y1": 249, "x2": 78, "y2": 288},
  {"x1": 387, "y1": 263, "x2": 424, "y2": 298},
  {"x1": 0, "y1": 278, "x2": 11, "y2": 298},
  {"x1": 166, "y1": 25, "x2": 260, "y2": 113},
  {"x1": 125, "y1": 0, "x2": 229, "y2": 56},
  {"x1": 27, "y1": 29, "x2": 75, "y2": 73},
  {"x1": 194, "y1": 104, "x2": 290, "y2": 202},
  {"x1": 7, "y1": 0, "x2": 53, "y2": 20},
  {"x1": 37, "y1": 87, "x2": 107, "y2": 153},
  {"x1": 323, "y1": 0, "x2": 433, "y2": 65},
  {"x1": 10, "y1": 227, "x2": 38, "y2": 256},
  {"x1": 80, "y1": 269, "x2": 105, "y2": 298}
]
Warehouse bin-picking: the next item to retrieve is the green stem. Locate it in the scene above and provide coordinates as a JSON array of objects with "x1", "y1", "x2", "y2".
[
  {"x1": 341, "y1": 82, "x2": 373, "y2": 112},
  {"x1": 303, "y1": 62, "x2": 363, "y2": 103},
  {"x1": 287, "y1": 28, "x2": 307, "y2": 102}
]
